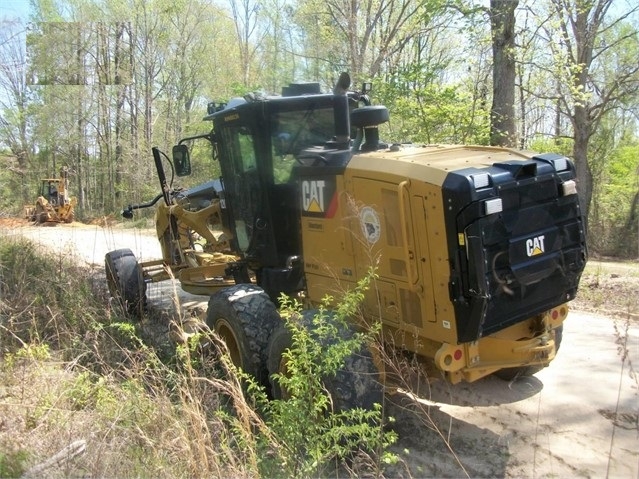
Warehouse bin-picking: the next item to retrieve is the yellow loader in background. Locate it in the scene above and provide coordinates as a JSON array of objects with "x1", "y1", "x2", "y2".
[{"x1": 24, "y1": 167, "x2": 77, "y2": 224}]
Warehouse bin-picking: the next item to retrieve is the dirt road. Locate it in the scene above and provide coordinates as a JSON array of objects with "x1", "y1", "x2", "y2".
[{"x1": 2, "y1": 219, "x2": 638, "y2": 478}]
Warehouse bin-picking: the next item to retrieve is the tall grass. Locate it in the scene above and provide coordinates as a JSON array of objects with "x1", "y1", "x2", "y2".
[
  {"x1": 0, "y1": 236, "x2": 397, "y2": 478},
  {"x1": 0, "y1": 236, "x2": 253, "y2": 477}
]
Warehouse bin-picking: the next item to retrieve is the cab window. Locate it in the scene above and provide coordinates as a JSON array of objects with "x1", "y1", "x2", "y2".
[{"x1": 271, "y1": 107, "x2": 334, "y2": 184}]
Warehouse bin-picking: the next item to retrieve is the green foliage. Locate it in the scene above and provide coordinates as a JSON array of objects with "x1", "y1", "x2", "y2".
[
  {"x1": 0, "y1": 450, "x2": 30, "y2": 479},
  {"x1": 0, "y1": 0, "x2": 637, "y2": 248},
  {"x1": 528, "y1": 137, "x2": 574, "y2": 158},
  {"x1": 0, "y1": 236, "x2": 235, "y2": 476},
  {"x1": 0, "y1": 239, "x2": 50, "y2": 287},
  {"x1": 241, "y1": 270, "x2": 397, "y2": 478},
  {"x1": 606, "y1": 146, "x2": 639, "y2": 197},
  {"x1": 66, "y1": 371, "x2": 111, "y2": 411},
  {"x1": 64, "y1": 370, "x2": 160, "y2": 431},
  {"x1": 2, "y1": 345, "x2": 52, "y2": 387},
  {"x1": 9, "y1": 343, "x2": 51, "y2": 363},
  {"x1": 374, "y1": 70, "x2": 490, "y2": 145},
  {"x1": 0, "y1": 152, "x2": 21, "y2": 214},
  {"x1": 595, "y1": 144, "x2": 639, "y2": 256}
]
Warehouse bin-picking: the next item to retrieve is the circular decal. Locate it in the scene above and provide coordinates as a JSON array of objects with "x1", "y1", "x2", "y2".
[{"x1": 359, "y1": 206, "x2": 381, "y2": 244}]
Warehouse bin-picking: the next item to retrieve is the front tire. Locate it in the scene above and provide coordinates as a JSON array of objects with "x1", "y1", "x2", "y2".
[
  {"x1": 207, "y1": 284, "x2": 280, "y2": 390},
  {"x1": 105, "y1": 249, "x2": 147, "y2": 319},
  {"x1": 267, "y1": 310, "x2": 384, "y2": 411},
  {"x1": 34, "y1": 202, "x2": 48, "y2": 224}
]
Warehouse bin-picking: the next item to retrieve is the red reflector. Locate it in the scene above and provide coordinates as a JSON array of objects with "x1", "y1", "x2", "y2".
[
  {"x1": 552, "y1": 310, "x2": 559, "y2": 320},
  {"x1": 454, "y1": 349, "x2": 462, "y2": 361}
]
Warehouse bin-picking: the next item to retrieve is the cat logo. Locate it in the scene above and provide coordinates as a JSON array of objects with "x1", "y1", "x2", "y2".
[
  {"x1": 302, "y1": 180, "x2": 326, "y2": 213},
  {"x1": 526, "y1": 235, "x2": 546, "y2": 257},
  {"x1": 301, "y1": 177, "x2": 337, "y2": 218}
]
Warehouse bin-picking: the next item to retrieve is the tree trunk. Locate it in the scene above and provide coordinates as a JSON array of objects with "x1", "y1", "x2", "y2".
[
  {"x1": 75, "y1": 24, "x2": 85, "y2": 214},
  {"x1": 572, "y1": 104, "x2": 593, "y2": 223},
  {"x1": 114, "y1": 23, "x2": 125, "y2": 203},
  {"x1": 489, "y1": 0, "x2": 518, "y2": 147}
]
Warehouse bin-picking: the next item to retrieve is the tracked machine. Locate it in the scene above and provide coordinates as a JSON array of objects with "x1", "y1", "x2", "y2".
[{"x1": 106, "y1": 74, "x2": 586, "y2": 404}]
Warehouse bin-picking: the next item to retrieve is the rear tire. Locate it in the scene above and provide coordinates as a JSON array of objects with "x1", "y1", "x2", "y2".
[
  {"x1": 266, "y1": 323, "x2": 293, "y2": 400},
  {"x1": 267, "y1": 310, "x2": 383, "y2": 411},
  {"x1": 105, "y1": 248, "x2": 147, "y2": 319},
  {"x1": 207, "y1": 284, "x2": 280, "y2": 391},
  {"x1": 495, "y1": 325, "x2": 564, "y2": 380}
]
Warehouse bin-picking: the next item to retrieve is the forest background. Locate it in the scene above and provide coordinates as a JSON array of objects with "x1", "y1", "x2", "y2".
[{"x1": 0, "y1": 0, "x2": 638, "y2": 257}]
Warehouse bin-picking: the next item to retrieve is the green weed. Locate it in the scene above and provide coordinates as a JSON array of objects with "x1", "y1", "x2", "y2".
[
  {"x1": 0, "y1": 450, "x2": 30, "y2": 478},
  {"x1": 250, "y1": 272, "x2": 397, "y2": 478}
]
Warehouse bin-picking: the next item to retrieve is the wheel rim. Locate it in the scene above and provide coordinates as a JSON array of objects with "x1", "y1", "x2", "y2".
[{"x1": 215, "y1": 318, "x2": 243, "y2": 368}]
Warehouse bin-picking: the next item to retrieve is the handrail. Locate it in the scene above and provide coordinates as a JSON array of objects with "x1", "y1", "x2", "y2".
[{"x1": 398, "y1": 180, "x2": 418, "y2": 285}]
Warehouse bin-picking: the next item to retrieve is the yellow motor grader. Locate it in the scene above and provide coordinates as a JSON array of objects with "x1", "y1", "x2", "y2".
[
  {"x1": 106, "y1": 74, "x2": 587, "y2": 409},
  {"x1": 24, "y1": 167, "x2": 77, "y2": 224}
]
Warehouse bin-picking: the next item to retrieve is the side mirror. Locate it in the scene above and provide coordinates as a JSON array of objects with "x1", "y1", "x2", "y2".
[{"x1": 172, "y1": 144, "x2": 191, "y2": 177}]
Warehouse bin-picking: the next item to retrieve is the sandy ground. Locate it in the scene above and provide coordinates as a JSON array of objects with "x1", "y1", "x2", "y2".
[{"x1": 2, "y1": 218, "x2": 638, "y2": 478}]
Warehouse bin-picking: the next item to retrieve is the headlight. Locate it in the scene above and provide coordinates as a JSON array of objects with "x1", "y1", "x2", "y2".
[
  {"x1": 472, "y1": 173, "x2": 490, "y2": 189},
  {"x1": 484, "y1": 198, "x2": 503, "y2": 215},
  {"x1": 561, "y1": 179, "x2": 577, "y2": 196}
]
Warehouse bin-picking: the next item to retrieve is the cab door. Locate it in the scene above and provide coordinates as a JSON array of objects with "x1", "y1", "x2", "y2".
[{"x1": 216, "y1": 123, "x2": 265, "y2": 257}]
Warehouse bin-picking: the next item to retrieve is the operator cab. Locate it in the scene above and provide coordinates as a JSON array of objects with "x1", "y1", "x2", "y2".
[{"x1": 172, "y1": 80, "x2": 389, "y2": 300}]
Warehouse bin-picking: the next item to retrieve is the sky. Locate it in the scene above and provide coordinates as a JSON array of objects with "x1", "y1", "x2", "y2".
[{"x1": 0, "y1": 0, "x2": 32, "y2": 21}]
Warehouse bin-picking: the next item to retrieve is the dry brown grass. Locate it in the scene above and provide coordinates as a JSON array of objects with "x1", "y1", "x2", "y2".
[{"x1": 0, "y1": 236, "x2": 264, "y2": 478}]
